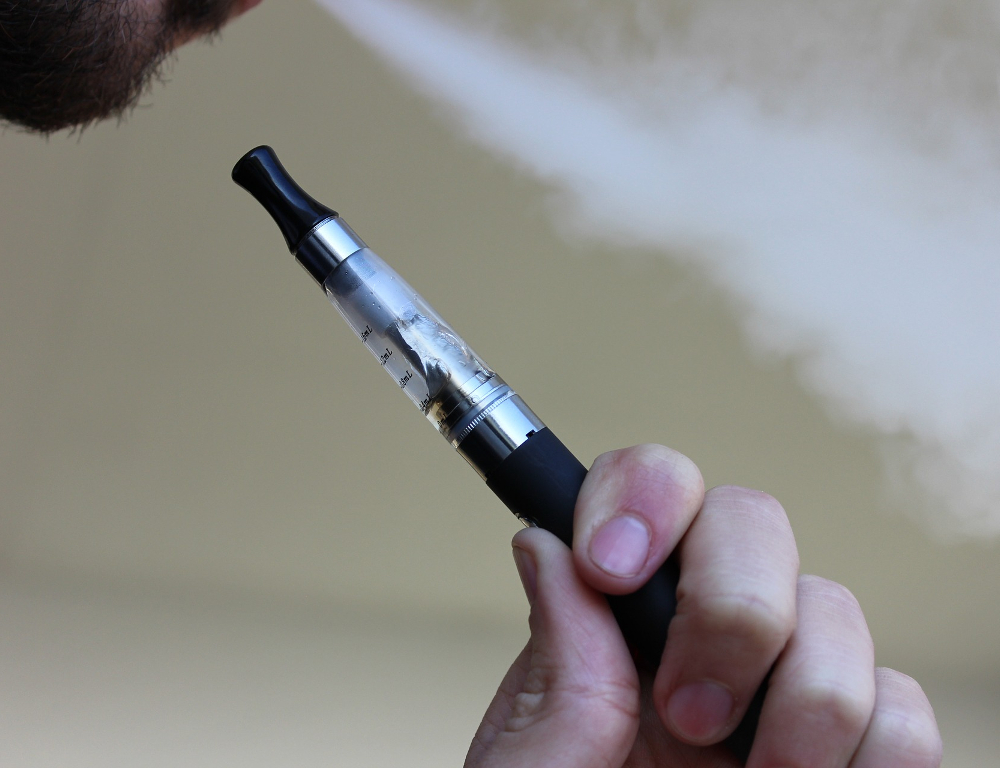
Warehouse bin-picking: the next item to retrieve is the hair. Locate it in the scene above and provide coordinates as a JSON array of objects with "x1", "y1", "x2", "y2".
[{"x1": 0, "y1": 0, "x2": 234, "y2": 133}]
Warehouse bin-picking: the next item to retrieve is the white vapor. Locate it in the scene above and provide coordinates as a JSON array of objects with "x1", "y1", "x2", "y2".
[{"x1": 316, "y1": 0, "x2": 1000, "y2": 538}]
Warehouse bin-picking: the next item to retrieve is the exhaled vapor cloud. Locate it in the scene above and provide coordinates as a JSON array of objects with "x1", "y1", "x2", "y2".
[{"x1": 316, "y1": 0, "x2": 1000, "y2": 539}]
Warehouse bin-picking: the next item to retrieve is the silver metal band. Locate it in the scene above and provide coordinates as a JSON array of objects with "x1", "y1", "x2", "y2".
[
  {"x1": 298, "y1": 216, "x2": 367, "y2": 267},
  {"x1": 454, "y1": 393, "x2": 546, "y2": 479}
]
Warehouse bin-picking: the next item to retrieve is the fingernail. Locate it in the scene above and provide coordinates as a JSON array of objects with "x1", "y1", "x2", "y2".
[
  {"x1": 666, "y1": 681, "x2": 735, "y2": 743},
  {"x1": 512, "y1": 546, "x2": 537, "y2": 605},
  {"x1": 588, "y1": 514, "x2": 651, "y2": 577}
]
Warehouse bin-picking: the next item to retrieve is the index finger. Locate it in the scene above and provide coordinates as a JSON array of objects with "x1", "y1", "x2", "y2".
[{"x1": 572, "y1": 444, "x2": 705, "y2": 595}]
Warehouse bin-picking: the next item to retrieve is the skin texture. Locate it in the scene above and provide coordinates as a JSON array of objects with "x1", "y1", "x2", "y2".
[
  {"x1": 0, "y1": 0, "x2": 258, "y2": 133},
  {"x1": 466, "y1": 445, "x2": 943, "y2": 768}
]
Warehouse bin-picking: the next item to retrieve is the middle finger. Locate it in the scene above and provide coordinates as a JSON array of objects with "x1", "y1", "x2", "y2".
[{"x1": 653, "y1": 484, "x2": 800, "y2": 746}]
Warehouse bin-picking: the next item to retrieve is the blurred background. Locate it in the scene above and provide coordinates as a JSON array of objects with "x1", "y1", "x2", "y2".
[{"x1": 0, "y1": 0, "x2": 997, "y2": 765}]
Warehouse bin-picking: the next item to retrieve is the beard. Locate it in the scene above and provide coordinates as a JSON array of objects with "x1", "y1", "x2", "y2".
[
  {"x1": 167, "y1": 0, "x2": 241, "y2": 34},
  {"x1": 0, "y1": 0, "x2": 240, "y2": 134}
]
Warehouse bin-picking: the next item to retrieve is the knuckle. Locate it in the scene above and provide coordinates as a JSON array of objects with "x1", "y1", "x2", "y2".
[
  {"x1": 616, "y1": 444, "x2": 702, "y2": 490},
  {"x1": 682, "y1": 589, "x2": 795, "y2": 654},
  {"x1": 591, "y1": 444, "x2": 704, "y2": 520},
  {"x1": 706, "y1": 485, "x2": 788, "y2": 524},
  {"x1": 506, "y1": 689, "x2": 546, "y2": 728},
  {"x1": 799, "y1": 575, "x2": 868, "y2": 628},
  {"x1": 702, "y1": 486, "x2": 797, "y2": 565},
  {"x1": 871, "y1": 669, "x2": 943, "y2": 766},
  {"x1": 869, "y1": 707, "x2": 943, "y2": 767},
  {"x1": 646, "y1": 452, "x2": 702, "y2": 507},
  {"x1": 506, "y1": 672, "x2": 639, "y2": 742},
  {"x1": 793, "y1": 674, "x2": 875, "y2": 739},
  {"x1": 589, "y1": 449, "x2": 620, "y2": 477}
]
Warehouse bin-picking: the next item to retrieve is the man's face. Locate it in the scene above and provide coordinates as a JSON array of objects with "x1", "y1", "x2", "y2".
[{"x1": 0, "y1": 0, "x2": 261, "y2": 134}]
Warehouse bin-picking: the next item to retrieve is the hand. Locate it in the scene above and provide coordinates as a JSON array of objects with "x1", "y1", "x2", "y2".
[{"x1": 465, "y1": 445, "x2": 942, "y2": 768}]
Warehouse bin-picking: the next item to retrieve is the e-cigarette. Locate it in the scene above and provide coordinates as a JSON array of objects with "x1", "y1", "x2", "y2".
[{"x1": 231, "y1": 145, "x2": 763, "y2": 759}]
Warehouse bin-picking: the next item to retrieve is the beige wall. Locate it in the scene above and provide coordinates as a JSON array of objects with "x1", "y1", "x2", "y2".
[{"x1": 0, "y1": 1, "x2": 996, "y2": 763}]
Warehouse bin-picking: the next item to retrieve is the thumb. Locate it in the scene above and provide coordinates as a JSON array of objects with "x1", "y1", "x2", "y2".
[{"x1": 466, "y1": 527, "x2": 640, "y2": 768}]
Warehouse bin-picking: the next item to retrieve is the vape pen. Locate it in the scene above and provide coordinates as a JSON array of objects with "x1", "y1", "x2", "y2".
[{"x1": 232, "y1": 145, "x2": 763, "y2": 759}]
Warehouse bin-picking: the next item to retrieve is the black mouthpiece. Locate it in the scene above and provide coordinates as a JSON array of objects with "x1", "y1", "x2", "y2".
[{"x1": 232, "y1": 145, "x2": 337, "y2": 253}]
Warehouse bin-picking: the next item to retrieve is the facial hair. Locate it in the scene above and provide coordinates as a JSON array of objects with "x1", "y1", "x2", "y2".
[{"x1": 0, "y1": 0, "x2": 239, "y2": 133}]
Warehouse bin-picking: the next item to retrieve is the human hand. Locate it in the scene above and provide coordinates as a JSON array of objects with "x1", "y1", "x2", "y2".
[{"x1": 466, "y1": 445, "x2": 942, "y2": 768}]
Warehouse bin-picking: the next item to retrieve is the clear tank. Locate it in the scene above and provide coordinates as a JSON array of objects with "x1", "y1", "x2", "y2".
[{"x1": 323, "y1": 248, "x2": 497, "y2": 434}]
